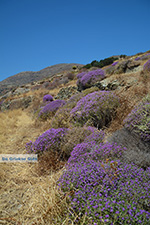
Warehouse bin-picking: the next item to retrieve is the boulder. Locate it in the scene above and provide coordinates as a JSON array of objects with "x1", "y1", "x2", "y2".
[
  {"x1": 55, "y1": 86, "x2": 78, "y2": 100},
  {"x1": 114, "y1": 60, "x2": 141, "y2": 74},
  {"x1": 107, "y1": 127, "x2": 150, "y2": 169}
]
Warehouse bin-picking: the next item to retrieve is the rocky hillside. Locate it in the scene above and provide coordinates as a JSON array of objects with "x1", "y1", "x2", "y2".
[
  {"x1": 0, "y1": 50, "x2": 150, "y2": 224},
  {"x1": 0, "y1": 63, "x2": 83, "y2": 96}
]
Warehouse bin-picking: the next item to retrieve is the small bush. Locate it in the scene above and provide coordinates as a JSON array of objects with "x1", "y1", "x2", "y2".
[
  {"x1": 77, "y1": 69, "x2": 105, "y2": 91},
  {"x1": 38, "y1": 99, "x2": 66, "y2": 120},
  {"x1": 25, "y1": 128, "x2": 68, "y2": 155},
  {"x1": 111, "y1": 61, "x2": 118, "y2": 66},
  {"x1": 43, "y1": 94, "x2": 53, "y2": 102},
  {"x1": 70, "y1": 91, "x2": 120, "y2": 128},
  {"x1": 143, "y1": 59, "x2": 150, "y2": 73},
  {"x1": 72, "y1": 65, "x2": 77, "y2": 70},
  {"x1": 76, "y1": 71, "x2": 87, "y2": 79},
  {"x1": 124, "y1": 95, "x2": 150, "y2": 142}
]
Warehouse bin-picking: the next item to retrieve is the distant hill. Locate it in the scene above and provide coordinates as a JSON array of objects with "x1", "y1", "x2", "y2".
[{"x1": 0, "y1": 63, "x2": 83, "y2": 96}]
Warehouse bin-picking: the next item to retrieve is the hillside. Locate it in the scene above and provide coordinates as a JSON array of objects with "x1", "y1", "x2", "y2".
[
  {"x1": 0, "y1": 51, "x2": 150, "y2": 224},
  {"x1": 0, "y1": 63, "x2": 83, "y2": 96}
]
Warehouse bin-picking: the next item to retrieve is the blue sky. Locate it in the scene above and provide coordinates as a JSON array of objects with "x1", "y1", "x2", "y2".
[{"x1": 0, "y1": 0, "x2": 150, "y2": 81}]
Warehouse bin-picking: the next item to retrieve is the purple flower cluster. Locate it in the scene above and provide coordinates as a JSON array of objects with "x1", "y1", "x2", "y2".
[
  {"x1": 83, "y1": 127, "x2": 105, "y2": 144},
  {"x1": 68, "y1": 142, "x2": 126, "y2": 165},
  {"x1": 38, "y1": 99, "x2": 66, "y2": 120},
  {"x1": 143, "y1": 59, "x2": 150, "y2": 72},
  {"x1": 76, "y1": 72, "x2": 87, "y2": 79},
  {"x1": 77, "y1": 69, "x2": 105, "y2": 90},
  {"x1": 124, "y1": 96, "x2": 150, "y2": 141},
  {"x1": 80, "y1": 69, "x2": 105, "y2": 86},
  {"x1": 43, "y1": 94, "x2": 53, "y2": 102},
  {"x1": 135, "y1": 56, "x2": 141, "y2": 61},
  {"x1": 111, "y1": 61, "x2": 118, "y2": 66},
  {"x1": 70, "y1": 91, "x2": 119, "y2": 128},
  {"x1": 25, "y1": 128, "x2": 68, "y2": 154},
  {"x1": 135, "y1": 53, "x2": 150, "y2": 61},
  {"x1": 58, "y1": 148, "x2": 150, "y2": 224}
]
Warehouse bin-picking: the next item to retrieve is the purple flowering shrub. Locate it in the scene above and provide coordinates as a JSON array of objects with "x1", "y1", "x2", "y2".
[
  {"x1": 70, "y1": 91, "x2": 120, "y2": 128},
  {"x1": 26, "y1": 128, "x2": 68, "y2": 155},
  {"x1": 76, "y1": 71, "x2": 87, "y2": 79},
  {"x1": 38, "y1": 99, "x2": 66, "y2": 120},
  {"x1": 135, "y1": 53, "x2": 150, "y2": 61},
  {"x1": 43, "y1": 94, "x2": 53, "y2": 102},
  {"x1": 58, "y1": 145, "x2": 150, "y2": 224},
  {"x1": 111, "y1": 61, "x2": 118, "y2": 66},
  {"x1": 68, "y1": 142, "x2": 125, "y2": 165},
  {"x1": 77, "y1": 69, "x2": 105, "y2": 91},
  {"x1": 124, "y1": 95, "x2": 150, "y2": 142},
  {"x1": 143, "y1": 59, "x2": 150, "y2": 73},
  {"x1": 62, "y1": 127, "x2": 105, "y2": 158}
]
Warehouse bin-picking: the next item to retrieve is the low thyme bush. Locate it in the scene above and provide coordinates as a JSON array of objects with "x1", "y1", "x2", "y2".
[
  {"x1": 124, "y1": 95, "x2": 150, "y2": 142},
  {"x1": 70, "y1": 91, "x2": 119, "y2": 129},
  {"x1": 143, "y1": 59, "x2": 150, "y2": 73},
  {"x1": 57, "y1": 143, "x2": 150, "y2": 224},
  {"x1": 62, "y1": 127, "x2": 105, "y2": 159},
  {"x1": 77, "y1": 69, "x2": 105, "y2": 91},
  {"x1": 26, "y1": 128, "x2": 68, "y2": 155},
  {"x1": 38, "y1": 99, "x2": 66, "y2": 120},
  {"x1": 43, "y1": 94, "x2": 53, "y2": 102}
]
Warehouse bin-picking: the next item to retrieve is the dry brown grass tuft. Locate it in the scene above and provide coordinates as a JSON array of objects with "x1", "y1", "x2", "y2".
[{"x1": 0, "y1": 162, "x2": 70, "y2": 224}]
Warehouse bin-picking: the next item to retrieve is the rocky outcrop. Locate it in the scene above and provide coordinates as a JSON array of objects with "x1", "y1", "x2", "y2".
[
  {"x1": 0, "y1": 96, "x2": 33, "y2": 111},
  {"x1": 107, "y1": 128, "x2": 150, "y2": 169},
  {"x1": 55, "y1": 86, "x2": 78, "y2": 100},
  {"x1": 106, "y1": 60, "x2": 141, "y2": 75},
  {"x1": 115, "y1": 60, "x2": 141, "y2": 74}
]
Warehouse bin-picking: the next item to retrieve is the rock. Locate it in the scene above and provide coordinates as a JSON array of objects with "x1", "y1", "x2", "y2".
[
  {"x1": 13, "y1": 87, "x2": 30, "y2": 95},
  {"x1": 0, "y1": 91, "x2": 12, "y2": 99},
  {"x1": 55, "y1": 86, "x2": 78, "y2": 100},
  {"x1": 1, "y1": 96, "x2": 33, "y2": 111},
  {"x1": 107, "y1": 127, "x2": 150, "y2": 169},
  {"x1": 126, "y1": 60, "x2": 141, "y2": 73},
  {"x1": 106, "y1": 60, "x2": 141, "y2": 75},
  {"x1": 94, "y1": 79, "x2": 121, "y2": 91}
]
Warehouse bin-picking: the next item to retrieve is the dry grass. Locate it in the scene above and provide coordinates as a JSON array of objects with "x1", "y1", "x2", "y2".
[
  {"x1": 0, "y1": 163, "x2": 69, "y2": 224},
  {"x1": 0, "y1": 109, "x2": 71, "y2": 224}
]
